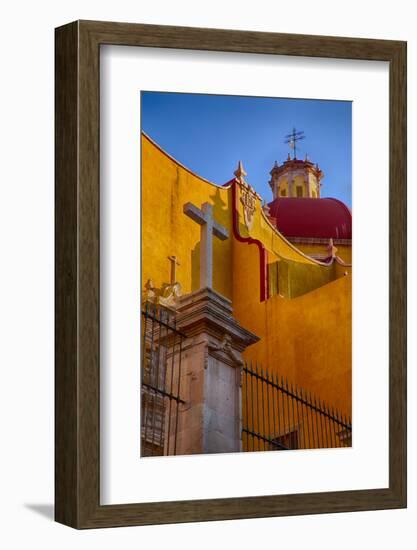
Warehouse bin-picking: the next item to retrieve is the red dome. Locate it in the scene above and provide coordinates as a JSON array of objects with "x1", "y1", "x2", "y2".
[{"x1": 268, "y1": 197, "x2": 352, "y2": 240}]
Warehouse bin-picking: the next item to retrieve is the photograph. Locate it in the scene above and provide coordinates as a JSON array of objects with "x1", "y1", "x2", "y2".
[
  {"x1": 0, "y1": 0, "x2": 410, "y2": 542},
  {"x1": 140, "y1": 91, "x2": 352, "y2": 457}
]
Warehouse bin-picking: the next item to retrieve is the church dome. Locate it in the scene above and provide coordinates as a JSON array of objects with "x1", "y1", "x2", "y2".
[{"x1": 268, "y1": 197, "x2": 352, "y2": 240}]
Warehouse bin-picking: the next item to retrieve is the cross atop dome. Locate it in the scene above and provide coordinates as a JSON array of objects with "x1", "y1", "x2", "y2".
[{"x1": 284, "y1": 127, "x2": 305, "y2": 160}]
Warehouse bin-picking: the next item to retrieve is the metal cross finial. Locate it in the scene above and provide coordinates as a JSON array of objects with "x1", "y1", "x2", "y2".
[
  {"x1": 168, "y1": 255, "x2": 180, "y2": 284},
  {"x1": 183, "y1": 201, "x2": 229, "y2": 289},
  {"x1": 284, "y1": 127, "x2": 305, "y2": 159}
]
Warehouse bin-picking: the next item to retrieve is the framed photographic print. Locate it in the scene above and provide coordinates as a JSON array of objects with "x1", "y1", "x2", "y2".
[{"x1": 55, "y1": 20, "x2": 406, "y2": 528}]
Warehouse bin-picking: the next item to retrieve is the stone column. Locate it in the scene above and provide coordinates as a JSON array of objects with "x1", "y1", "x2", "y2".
[{"x1": 172, "y1": 287, "x2": 259, "y2": 455}]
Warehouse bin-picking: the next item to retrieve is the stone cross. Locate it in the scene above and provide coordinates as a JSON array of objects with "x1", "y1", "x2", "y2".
[{"x1": 183, "y1": 202, "x2": 228, "y2": 289}]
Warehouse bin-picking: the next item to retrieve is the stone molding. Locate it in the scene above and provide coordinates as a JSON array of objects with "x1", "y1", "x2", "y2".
[{"x1": 176, "y1": 287, "x2": 259, "y2": 354}]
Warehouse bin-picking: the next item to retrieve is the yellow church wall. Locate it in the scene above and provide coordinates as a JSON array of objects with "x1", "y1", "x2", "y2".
[
  {"x1": 335, "y1": 261, "x2": 351, "y2": 278},
  {"x1": 232, "y1": 241, "x2": 352, "y2": 415},
  {"x1": 232, "y1": 186, "x2": 351, "y2": 415},
  {"x1": 141, "y1": 134, "x2": 233, "y2": 299}
]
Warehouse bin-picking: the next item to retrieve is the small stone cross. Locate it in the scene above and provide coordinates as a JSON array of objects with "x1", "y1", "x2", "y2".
[{"x1": 183, "y1": 202, "x2": 229, "y2": 289}]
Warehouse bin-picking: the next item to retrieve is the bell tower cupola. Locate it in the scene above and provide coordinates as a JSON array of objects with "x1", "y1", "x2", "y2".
[{"x1": 268, "y1": 128, "x2": 324, "y2": 199}]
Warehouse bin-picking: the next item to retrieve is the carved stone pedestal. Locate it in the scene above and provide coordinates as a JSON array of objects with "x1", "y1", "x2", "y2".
[{"x1": 172, "y1": 287, "x2": 259, "y2": 455}]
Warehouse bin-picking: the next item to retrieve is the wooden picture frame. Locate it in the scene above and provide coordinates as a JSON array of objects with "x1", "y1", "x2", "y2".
[{"x1": 55, "y1": 20, "x2": 407, "y2": 528}]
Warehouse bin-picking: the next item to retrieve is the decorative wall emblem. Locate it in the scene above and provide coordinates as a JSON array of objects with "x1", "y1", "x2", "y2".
[
  {"x1": 240, "y1": 187, "x2": 256, "y2": 230},
  {"x1": 234, "y1": 160, "x2": 260, "y2": 231}
]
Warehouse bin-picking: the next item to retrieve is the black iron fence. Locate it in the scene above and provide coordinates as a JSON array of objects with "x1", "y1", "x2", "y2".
[
  {"x1": 242, "y1": 362, "x2": 352, "y2": 451},
  {"x1": 140, "y1": 303, "x2": 185, "y2": 457},
  {"x1": 140, "y1": 305, "x2": 351, "y2": 456}
]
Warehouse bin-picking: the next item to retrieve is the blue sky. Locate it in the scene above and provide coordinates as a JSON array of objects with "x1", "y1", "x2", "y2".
[{"x1": 141, "y1": 92, "x2": 352, "y2": 207}]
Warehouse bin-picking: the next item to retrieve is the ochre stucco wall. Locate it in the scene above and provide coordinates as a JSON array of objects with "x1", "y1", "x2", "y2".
[{"x1": 232, "y1": 244, "x2": 352, "y2": 414}]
